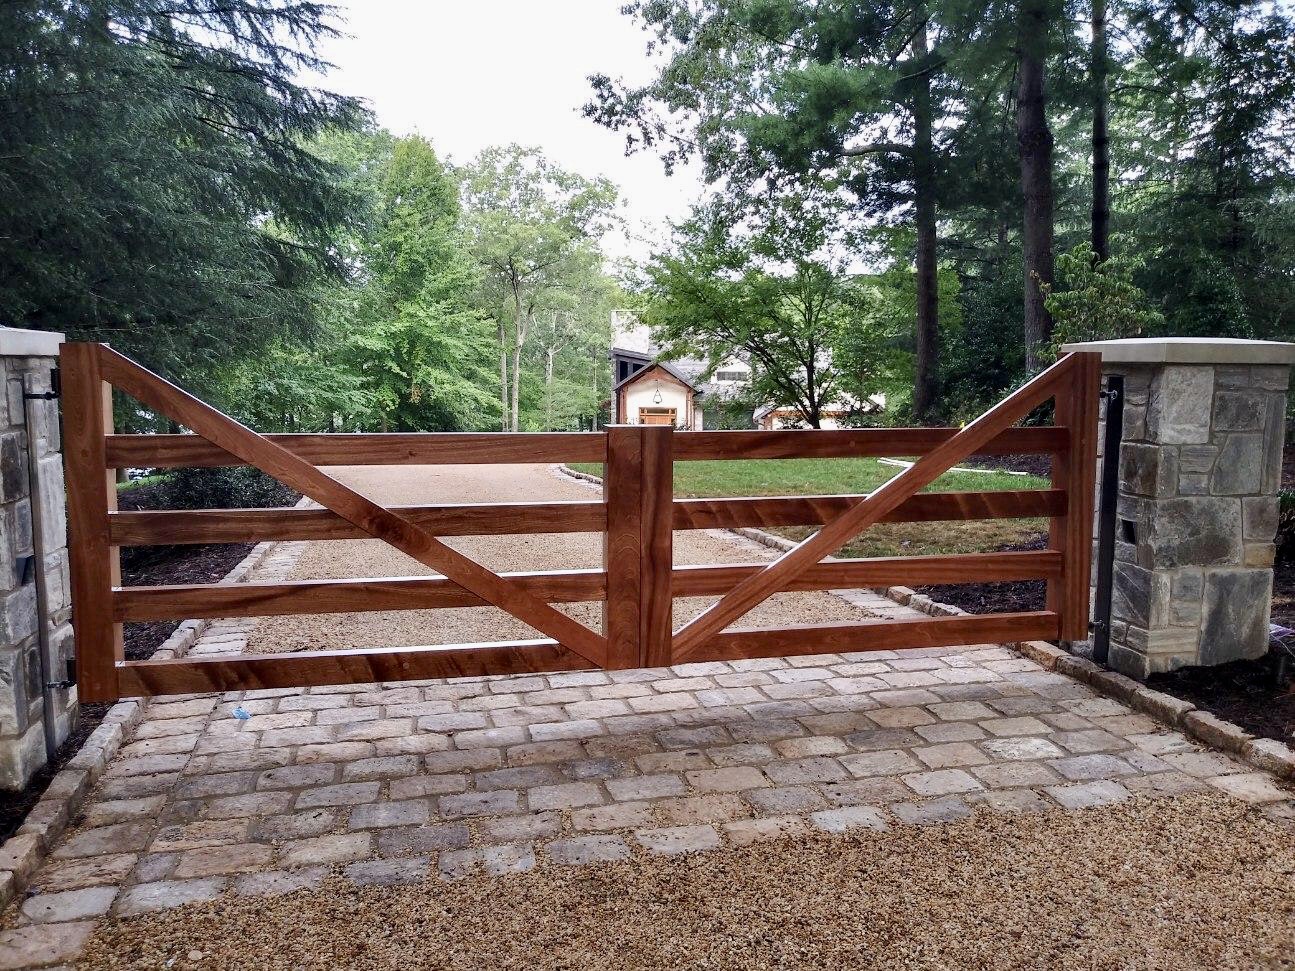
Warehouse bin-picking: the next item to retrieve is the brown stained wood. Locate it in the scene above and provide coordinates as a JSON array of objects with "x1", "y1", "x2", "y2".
[
  {"x1": 602, "y1": 426, "x2": 643, "y2": 670},
  {"x1": 640, "y1": 426, "x2": 674, "y2": 667},
  {"x1": 1050, "y1": 352, "x2": 1101, "y2": 640},
  {"x1": 671, "y1": 354, "x2": 1080, "y2": 660},
  {"x1": 673, "y1": 489, "x2": 1065, "y2": 531},
  {"x1": 672, "y1": 426, "x2": 1066, "y2": 460},
  {"x1": 109, "y1": 501, "x2": 607, "y2": 546},
  {"x1": 114, "y1": 551, "x2": 1061, "y2": 622},
  {"x1": 116, "y1": 640, "x2": 597, "y2": 695},
  {"x1": 93, "y1": 344, "x2": 608, "y2": 667},
  {"x1": 696, "y1": 611, "x2": 1061, "y2": 662},
  {"x1": 60, "y1": 343, "x2": 123, "y2": 703},
  {"x1": 105, "y1": 431, "x2": 607, "y2": 468}
]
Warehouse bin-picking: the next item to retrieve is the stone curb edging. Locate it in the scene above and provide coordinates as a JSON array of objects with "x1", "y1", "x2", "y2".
[
  {"x1": 558, "y1": 466, "x2": 1294, "y2": 783},
  {"x1": 1009, "y1": 638, "x2": 1295, "y2": 781},
  {"x1": 883, "y1": 581, "x2": 1295, "y2": 782},
  {"x1": 0, "y1": 508, "x2": 303, "y2": 913}
]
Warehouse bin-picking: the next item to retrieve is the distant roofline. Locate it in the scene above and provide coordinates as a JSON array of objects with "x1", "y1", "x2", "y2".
[{"x1": 612, "y1": 361, "x2": 703, "y2": 394}]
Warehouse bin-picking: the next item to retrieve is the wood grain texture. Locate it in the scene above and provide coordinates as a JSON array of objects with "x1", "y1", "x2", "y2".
[
  {"x1": 109, "y1": 501, "x2": 607, "y2": 546},
  {"x1": 94, "y1": 344, "x2": 608, "y2": 667},
  {"x1": 116, "y1": 639, "x2": 597, "y2": 695},
  {"x1": 695, "y1": 611, "x2": 1061, "y2": 662},
  {"x1": 672, "y1": 426, "x2": 1065, "y2": 460},
  {"x1": 114, "y1": 551, "x2": 1061, "y2": 622},
  {"x1": 60, "y1": 343, "x2": 123, "y2": 702},
  {"x1": 602, "y1": 426, "x2": 643, "y2": 670},
  {"x1": 639, "y1": 425, "x2": 674, "y2": 667},
  {"x1": 105, "y1": 431, "x2": 607, "y2": 468},
  {"x1": 673, "y1": 489, "x2": 1065, "y2": 531},
  {"x1": 1050, "y1": 352, "x2": 1102, "y2": 640},
  {"x1": 671, "y1": 354, "x2": 1079, "y2": 660}
]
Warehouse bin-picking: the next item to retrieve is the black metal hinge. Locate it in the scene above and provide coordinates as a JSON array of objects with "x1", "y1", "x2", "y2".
[{"x1": 23, "y1": 367, "x2": 60, "y2": 400}]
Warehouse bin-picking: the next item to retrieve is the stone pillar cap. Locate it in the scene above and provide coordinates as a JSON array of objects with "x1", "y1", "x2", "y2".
[
  {"x1": 1060, "y1": 336, "x2": 1295, "y2": 365},
  {"x1": 0, "y1": 327, "x2": 64, "y2": 358}
]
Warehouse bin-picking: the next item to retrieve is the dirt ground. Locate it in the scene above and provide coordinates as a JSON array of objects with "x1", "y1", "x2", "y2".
[
  {"x1": 79, "y1": 792, "x2": 1295, "y2": 971},
  {"x1": 245, "y1": 464, "x2": 883, "y2": 653}
]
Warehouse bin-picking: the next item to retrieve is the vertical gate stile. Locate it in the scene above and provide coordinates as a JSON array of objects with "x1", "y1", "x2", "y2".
[
  {"x1": 60, "y1": 343, "x2": 123, "y2": 702},
  {"x1": 1049, "y1": 352, "x2": 1102, "y2": 641},
  {"x1": 603, "y1": 426, "x2": 643, "y2": 669},
  {"x1": 639, "y1": 424, "x2": 674, "y2": 668}
]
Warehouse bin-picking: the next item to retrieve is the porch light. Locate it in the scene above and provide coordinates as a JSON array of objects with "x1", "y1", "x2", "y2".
[{"x1": 652, "y1": 381, "x2": 663, "y2": 404}]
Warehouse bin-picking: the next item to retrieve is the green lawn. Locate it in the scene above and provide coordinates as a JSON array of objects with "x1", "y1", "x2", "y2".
[{"x1": 567, "y1": 457, "x2": 1051, "y2": 558}]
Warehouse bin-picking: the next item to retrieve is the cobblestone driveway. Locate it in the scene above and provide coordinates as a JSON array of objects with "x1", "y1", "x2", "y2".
[{"x1": 0, "y1": 465, "x2": 1289, "y2": 968}]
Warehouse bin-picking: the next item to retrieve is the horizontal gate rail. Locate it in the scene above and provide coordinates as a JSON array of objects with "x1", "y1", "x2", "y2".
[
  {"x1": 118, "y1": 639, "x2": 597, "y2": 695},
  {"x1": 113, "y1": 550, "x2": 1063, "y2": 622},
  {"x1": 671, "y1": 427, "x2": 1065, "y2": 460},
  {"x1": 107, "y1": 488, "x2": 1065, "y2": 546},
  {"x1": 104, "y1": 425, "x2": 1063, "y2": 469},
  {"x1": 106, "y1": 431, "x2": 609, "y2": 468},
  {"x1": 108, "y1": 500, "x2": 609, "y2": 545},
  {"x1": 671, "y1": 353, "x2": 1096, "y2": 661},
  {"x1": 699, "y1": 612, "x2": 1062, "y2": 662},
  {"x1": 64, "y1": 340, "x2": 1100, "y2": 702}
]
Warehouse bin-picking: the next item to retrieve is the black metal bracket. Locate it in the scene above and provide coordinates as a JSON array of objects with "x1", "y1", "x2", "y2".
[
  {"x1": 1091, "y1": 375, "x2": 1124, "y2": 665},
  {"x1": 22, "y1": 367, "x2": 59, "y2": 400}
]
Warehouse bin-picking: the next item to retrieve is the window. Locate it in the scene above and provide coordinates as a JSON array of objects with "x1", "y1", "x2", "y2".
[{"x1": 715, "y1": 369, "x2": 747, "y2": 382}]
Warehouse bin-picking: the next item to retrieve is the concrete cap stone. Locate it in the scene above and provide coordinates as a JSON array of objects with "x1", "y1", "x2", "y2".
[
  {"x1": 0, "y1": 327, "x2": 64, "y2": 358},
  {"x1": 1060, "y1": 337, "x2": 1295, "y2": 365}
]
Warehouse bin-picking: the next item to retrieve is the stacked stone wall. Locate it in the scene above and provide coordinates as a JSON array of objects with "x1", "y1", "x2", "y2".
[{"x1": 1098, "y1": 362, "x2": 1289, "y2": 676}]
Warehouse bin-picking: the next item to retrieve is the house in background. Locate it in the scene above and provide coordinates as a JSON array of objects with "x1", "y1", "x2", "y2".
[
  {"x1": 608, "y1": 310, "x2": 880, "y2": 430},
  {"x1": 608, "y1": 312, "x2": 751, "y2": 430},
  {"x1": 753, "y1": 391, "x2": 886, "y2": 430}
]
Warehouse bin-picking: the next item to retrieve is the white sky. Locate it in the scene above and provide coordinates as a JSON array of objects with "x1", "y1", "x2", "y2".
[{"x1": 313, "y1": 0, "x2": 705, "y2": 261}]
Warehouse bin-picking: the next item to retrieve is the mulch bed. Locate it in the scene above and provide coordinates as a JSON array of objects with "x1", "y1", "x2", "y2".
[
  {"x1": 120, "y1": 543, "x2": 254, "y2": 661},
  {"x1": 0, "y1": 701, "x2": 108, "y2": 845}
]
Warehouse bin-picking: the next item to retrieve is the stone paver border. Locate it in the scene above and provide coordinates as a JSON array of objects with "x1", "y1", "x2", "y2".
[
  {"x1": 560, "y1": 461, "x2": 1295, "y2": 782},
  {"x1": 0, "y1": 469, "x2": 1288, "y2": 968},
  {"x1": 0, "y1": 532, "x2": 309, "y2": 917}
]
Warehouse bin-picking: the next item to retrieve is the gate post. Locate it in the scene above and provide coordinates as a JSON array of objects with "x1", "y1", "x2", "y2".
[
  {"x1": 603, "y1": 424, "x2": 673, "y2": 669},
  {"x1": 60, "y1": 344, "x2": 123, "y2": 703},
  {"x1": 1061, "y1": 337, "x2": 1293, "y2": 677}
]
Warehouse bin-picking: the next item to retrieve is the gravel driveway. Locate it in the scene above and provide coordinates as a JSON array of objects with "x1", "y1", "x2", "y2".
[{"x1": 245, "y1": 463, "x2": 886, "y2": 653}]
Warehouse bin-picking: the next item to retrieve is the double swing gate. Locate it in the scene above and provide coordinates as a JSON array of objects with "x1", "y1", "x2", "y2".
[{"x1": 62, "y1": 343, "x2": 1101, "y2": 703}]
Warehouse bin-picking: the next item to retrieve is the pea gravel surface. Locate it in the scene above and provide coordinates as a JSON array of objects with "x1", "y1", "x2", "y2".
[
  {"x1": 80, "y1": 793, "x2": 1295, "y2": 971},
  {"x1": 244, "y1": 463, "x2": 884, "y2": 654}
]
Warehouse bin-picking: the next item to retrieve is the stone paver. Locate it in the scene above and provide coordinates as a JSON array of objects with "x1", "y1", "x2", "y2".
[{"x1": 9, "y1": 461, "x2": 1291, "y2": 968}]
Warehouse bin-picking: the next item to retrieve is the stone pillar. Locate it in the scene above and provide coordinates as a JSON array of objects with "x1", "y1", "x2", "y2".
[
  {"x1": 0, "y1": 327, "x2": 74, "y2": 789},
  {"x1": 1061, "y1": 337, "x2": 1292, "y2": 679}
]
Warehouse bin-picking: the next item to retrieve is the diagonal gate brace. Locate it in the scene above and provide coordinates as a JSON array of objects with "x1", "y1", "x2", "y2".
[
  {"x1": 94, "y1": 344, "x2": 609, "y2": 667},
  {"x1": 671, "y1": 353, "x2": 1083, "y2": 660}
]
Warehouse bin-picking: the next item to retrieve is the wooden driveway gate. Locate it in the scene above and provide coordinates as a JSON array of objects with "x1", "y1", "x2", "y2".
[{"x1": 61, "y1": 343, "x2": 1100, "y2": 702}]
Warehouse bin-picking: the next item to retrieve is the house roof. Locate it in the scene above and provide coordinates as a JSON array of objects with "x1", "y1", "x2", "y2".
[{"x1": 612, "y1": 360, "x2": 704, "y2": 394}]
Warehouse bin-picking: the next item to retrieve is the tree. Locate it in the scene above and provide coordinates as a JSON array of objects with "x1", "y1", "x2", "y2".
[
  {"x1": 344, "y1": 136, "x2": 499, "y2": 431},
  {"x1": 641, "y1": 207, "x2": 858, "y2": 429},
  {"x1": 459, "y1": 146, "x2": 619, "y2": 432},
  {"x1": 587, "y1": 0, "x2": 967, "y2": 421},
  {"x1": 1039, "y1": 241, "x2": 1164, "y2": 358},
  {"x1": 1017, "y1": 0, "x2": 1060, "y2": 373},
  {"x1": 0, "y1": 1, "x2": 365, "y2": 390}
]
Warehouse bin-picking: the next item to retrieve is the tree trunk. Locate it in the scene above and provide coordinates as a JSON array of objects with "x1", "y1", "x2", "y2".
[
  {"x1": 497, "y1": 318, "x2": 509, "y2": 432},
  {"x1": 510, "y1": 305, "x2": 529, "y2": 434},
  {"x1": 544, "y1": 346, "x2": 555, "y2": 430},
  {"x1": 1017, "y1": 0, "x2": 1055, "y2": 374},
  {"x1": 911, "y1": 18, "x2": 940, "y2": 422},
  {"x1": 1091, "y1": 0, "x2": 1110, "y2": 263}
]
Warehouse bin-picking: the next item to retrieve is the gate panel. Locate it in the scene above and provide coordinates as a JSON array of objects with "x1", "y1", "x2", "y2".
[{"x1": 62, "y1": 342, "x2": 1100, "y2": 702}]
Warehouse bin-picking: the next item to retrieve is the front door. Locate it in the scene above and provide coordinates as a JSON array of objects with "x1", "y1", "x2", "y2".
[{"x1": 639, "y1": 407, "x2": 676, "y2": 426}]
